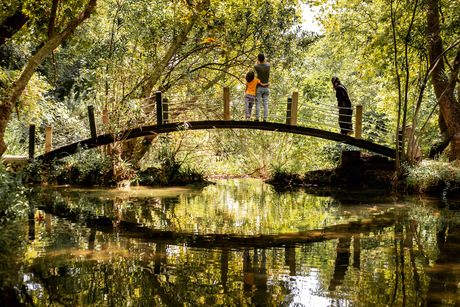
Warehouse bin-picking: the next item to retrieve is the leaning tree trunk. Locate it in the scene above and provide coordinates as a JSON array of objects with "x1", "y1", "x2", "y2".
[
  {"x1": 120, "y1": 1, "x2": 215, "y2": 166},
  {"x1": 429, "y1": 112, "x2": 450, "y2": 158},
  {"x1": 0, "y1": 0, "x2": 97, "y2": 157},
  {"x1": 427, "y1": 0, "x2": 460, "y2": 161},
  {"x1": 119, "y1": 12, "x2": 200, "y2": 166}
]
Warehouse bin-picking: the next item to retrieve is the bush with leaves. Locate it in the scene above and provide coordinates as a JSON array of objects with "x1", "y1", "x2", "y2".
[
  {"x1": 403, "y1": 161, "x2": 460, "y2": 197},
  {"x1": 23, "y1": 146, "x2": 133, "y2": 186}
]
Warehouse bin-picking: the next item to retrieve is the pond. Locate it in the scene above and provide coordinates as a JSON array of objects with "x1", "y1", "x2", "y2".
[{"x1": 18, "y1": 179, "x2": 460, "y2": 306}]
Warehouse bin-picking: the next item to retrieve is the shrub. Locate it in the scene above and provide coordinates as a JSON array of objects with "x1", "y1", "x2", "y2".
[{"x1": 404, "y1": 161, "x2": 460, "y2": 197}]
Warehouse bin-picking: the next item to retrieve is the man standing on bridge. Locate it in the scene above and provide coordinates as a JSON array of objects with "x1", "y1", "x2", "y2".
[
  {"x1": 332, "y1": 76, "x2": 353, "y2": 136},
  {"x1": 254, "y1": 53, "x2": 270, "y2": 122}
]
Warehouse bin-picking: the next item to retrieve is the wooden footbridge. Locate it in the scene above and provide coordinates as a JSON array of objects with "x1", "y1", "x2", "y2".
[{"x1": 14, "y1": 88, "x2": 397, "y2": 162}]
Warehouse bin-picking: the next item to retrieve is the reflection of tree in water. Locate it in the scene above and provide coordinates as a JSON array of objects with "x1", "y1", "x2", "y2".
[
  {"x1": 243, "y1": 248, "x2": 270, "y2": 305},
  {"x1": 20, "y1": 189, "x2": 460, "y2": 306}
]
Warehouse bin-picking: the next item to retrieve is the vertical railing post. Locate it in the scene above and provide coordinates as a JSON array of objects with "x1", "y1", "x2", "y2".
[
  {"x1": 355, "y1": 105, "x2": 363, "y2": 139},
  {"x1": 156, "y1": 91, "x2": 163, "y2": 128},
  {"x1": 102, "y1": 109, "x2": 109, "y2": 128},
  {"x1": 102, "y1": 109, "x2": 110, "y2": 155},
  {"x1": 28, "y1": 124, "x2": 35, "y2": 159},
  {"x1": 45, "y1": 126, "x2": 53, "y2": 153},
  {"x1": 223, "y1": 87, "x2": 230, "y2": 121},
  {"x1": 291, "y1": 92, "x2": 298, "y2": 126},
  {"x1": 286, "y1": 97, "x2": 292, "y2": 125},
  {"x1": 88, "y1": 105, "x2": 97, "y2": 139},
  {"x1": 163, "y1": 97, "x2": 169, "y2": 123}
]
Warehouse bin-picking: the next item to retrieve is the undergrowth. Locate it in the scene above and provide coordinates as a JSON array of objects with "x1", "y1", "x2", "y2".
[{"x1": 403, "y1": 161, "x2": 460, "y2": 197}]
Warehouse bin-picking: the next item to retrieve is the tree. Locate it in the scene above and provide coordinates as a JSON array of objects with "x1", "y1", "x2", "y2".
[
  {"x1": 426, "y1": 0, "x2": 460, "y2": 161},
  {"x1": 0, "y1": 0, "x2": 98, "y2": 157},
  {"x1": 306, "y1": 0, "x2": 460, "y2": 162},
  {"x1": 83, "y1": 0, "x2": 309, "y2": 166}
]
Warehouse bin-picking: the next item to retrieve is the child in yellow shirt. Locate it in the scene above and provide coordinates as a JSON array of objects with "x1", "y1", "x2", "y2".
[{"x1": 245, "y1": 71, "x2": 269, "y2": 121}]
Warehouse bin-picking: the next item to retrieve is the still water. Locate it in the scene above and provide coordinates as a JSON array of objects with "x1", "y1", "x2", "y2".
[{"x1": 21, "y1": 179, "x2": 460, "y2": 306}]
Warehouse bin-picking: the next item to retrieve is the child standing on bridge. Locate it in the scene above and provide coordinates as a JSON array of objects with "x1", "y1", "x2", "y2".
[{"x1": 245, "y1": 71, "x2": 269, "y2": 121}]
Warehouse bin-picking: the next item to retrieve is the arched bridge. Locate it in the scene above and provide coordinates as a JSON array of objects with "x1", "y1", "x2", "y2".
[{"x1": 28, "y1": 88, "x2": 396, "y2": 161}]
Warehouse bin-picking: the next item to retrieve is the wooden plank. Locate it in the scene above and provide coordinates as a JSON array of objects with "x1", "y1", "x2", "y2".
[
  {"x1": 223, "y1": 87, "x2": 230, "y2": 121},
  {"x1": 2, "y1": 155, "x2": 29, "y2": 164},
  {"x1": 355, "y1": 105, "x2": 363, "y2": 139},
  {"x1": 45, "y1": 126, "x2": 53, "y2": 153},
  {"x1": 291, "y1": 92, "x2": 298, "y2": 126},
  {"x1": 88, "y1": 105, "x2": 97, "y2": 138}
]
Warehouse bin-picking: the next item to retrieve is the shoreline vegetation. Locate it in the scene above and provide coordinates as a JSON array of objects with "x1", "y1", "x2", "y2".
[
  {"x1": 2, "y1": 151, "x2": 460, "y2": 198},
  {"x1": 266, "y1": 152, "x2": 460, "y2": 199}
]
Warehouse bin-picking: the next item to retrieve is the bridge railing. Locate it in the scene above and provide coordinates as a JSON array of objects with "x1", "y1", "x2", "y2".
[{"x1": 29, "y1": 87, "x2": 396, "y2": 158}]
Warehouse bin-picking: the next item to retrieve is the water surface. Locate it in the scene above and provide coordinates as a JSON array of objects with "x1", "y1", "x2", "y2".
[{"x1": 20, "y1": 179, "x2": 460, "y2": 306}]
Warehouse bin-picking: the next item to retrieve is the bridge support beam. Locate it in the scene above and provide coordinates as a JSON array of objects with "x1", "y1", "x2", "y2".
[
  {"x1": 355, "y1": 105, "x2": 362, "y2": 139},
  {"x1": 223, "y1": 87, "x2": 230, "y2": 121}
]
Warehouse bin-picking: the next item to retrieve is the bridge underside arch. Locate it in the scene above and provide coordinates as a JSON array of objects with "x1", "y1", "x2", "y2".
[{"x1": 38, "y1": 120, "x2": 395, "y2": 161}]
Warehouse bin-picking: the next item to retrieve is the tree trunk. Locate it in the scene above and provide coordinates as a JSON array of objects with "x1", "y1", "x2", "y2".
[
  {"x1": 427, "y1": 0, "x2": 460, "y2": 161},
  {"x1": 140, "y1": 17, "x2": 198, "y2": 98},
  {"x1": 117, "y1": 6, "x2": 201, "y2": 165},
  {"x1": 0, "y1": 0, "x2": 97, "y2": 157},
  {"x1": 429, "y1": 111, "x2": 450, "y2": 158}
]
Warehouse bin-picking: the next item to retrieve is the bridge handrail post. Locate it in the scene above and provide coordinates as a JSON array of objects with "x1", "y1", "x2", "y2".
[
  {"x1": 286, "y1": 92, "x2": 298, "y2": 125},
  {"x1": 88, "y1": 105, "x2": 97, "y2": 139},
  {"x1": 102, "y1": 109, "x2": 110, "y2": 155},
  {"x1": 291, "y1": 92, "x2": 298, "y2": 126},
  {"x1": 45, "y1": 126, "x2": 53, "y2": 153},
  {"x1": 156, "y1": 91, "x2": 163, "y2": 128},
  {"x1": 223, "y1": 87, "x2": 230, "y2": 121},
  {"x1": 286, "y1": 97, "x2": 292, "y2": 125},
  {"x1": 355, "y1": 105, "x2": 363, "y2": 139},
  {"x1": 163, "y1": 97, "x2": 169, "y2": 123},
  {"x1": 102, "y1": 109, "x2": 109, "y2": 128},
  {"x1": 29, "y1": 124, "x2": 35, "y2": 159}
]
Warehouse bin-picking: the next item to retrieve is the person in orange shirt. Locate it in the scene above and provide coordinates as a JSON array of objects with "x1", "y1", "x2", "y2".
[{"x1": 245, "y1": 71, "x2": 269, "y2": 121}]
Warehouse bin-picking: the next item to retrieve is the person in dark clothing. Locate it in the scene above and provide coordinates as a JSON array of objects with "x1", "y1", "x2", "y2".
[{"x1": 332, "y1": 76, "x2": 353, "y2": 136}]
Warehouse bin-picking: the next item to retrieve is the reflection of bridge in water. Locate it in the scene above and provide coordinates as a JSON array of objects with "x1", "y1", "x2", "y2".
[
  {"x1": 29, "y1": 195, "x2": 460, "y2": 305},
  {"x1": 24, "y1": 88, "x2": 396, "y2": 161},
  {"x1": 32, "y1": 199, "x2": 397, "y2": 303}
]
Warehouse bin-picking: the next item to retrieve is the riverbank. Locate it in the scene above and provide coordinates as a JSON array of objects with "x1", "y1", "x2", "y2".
[{"x1": 266, "y1": 152, "x2": 460, "y2": 199}]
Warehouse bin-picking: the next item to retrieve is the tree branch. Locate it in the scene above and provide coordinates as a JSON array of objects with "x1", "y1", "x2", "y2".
[{"x1": 48, "y1": 0, "x2": 59, "y2": 38}]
